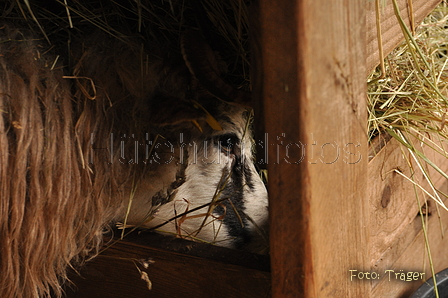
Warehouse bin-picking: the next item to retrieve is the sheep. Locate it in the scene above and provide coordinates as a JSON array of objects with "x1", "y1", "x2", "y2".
[{"x1": 0, "y1": 25, "x2": 268, "y2": 298}]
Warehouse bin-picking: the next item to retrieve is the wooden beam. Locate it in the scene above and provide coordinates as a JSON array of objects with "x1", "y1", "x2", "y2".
[
  {"x1": 257, "y1": 0, "x2": 369, "y2": 297},
  {"x1": 65, "y1": 233, "x2": 271, "y2": 298}
]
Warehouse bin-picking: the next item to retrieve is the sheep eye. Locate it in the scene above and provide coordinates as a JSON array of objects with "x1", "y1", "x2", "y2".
[{"x1": 217, "y1": 134, "x2": 239, "y2": 155}]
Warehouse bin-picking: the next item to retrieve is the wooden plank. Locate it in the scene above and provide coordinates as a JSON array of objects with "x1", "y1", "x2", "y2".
[
  {"x1": 65, "y1": 233, "x2": 271, "y2": 298},
  {"x1": 256, "y1": 0, "x2": 369, "y2": 297},
  {"x1": 368, "y1": 132, "x2": 448, "y2": 297},
  {"x1": 366, "y1": 0, "x2": 442, "y2": 74},
  {"x1": 371, "y1": 178, "x2": 448, "y2": 298},
  {"x1": 368, "y1": 134, "x2": 448, "y2": 264},
  {"x1": 368, "y1": 137, "x2": 429, "y2": 267}
]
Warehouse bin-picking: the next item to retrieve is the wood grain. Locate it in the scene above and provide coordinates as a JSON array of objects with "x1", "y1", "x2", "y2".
[
  {"x1": 256, "y1": 0, "x2": 370, "y2": 297},
  {"x1": 368, "y1": 137, "x2": 425, "y2": 268},
  {"x1": 368, "y1": 132, "x2": 448, "y2": 297},
  {"x1": 371, "y1": 178, "x2": 448, "y2": 298}
]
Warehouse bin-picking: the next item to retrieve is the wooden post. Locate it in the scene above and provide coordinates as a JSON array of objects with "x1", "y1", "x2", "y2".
[{"x1": 256, "y1": 1, "x2": 370, "y2": 296}]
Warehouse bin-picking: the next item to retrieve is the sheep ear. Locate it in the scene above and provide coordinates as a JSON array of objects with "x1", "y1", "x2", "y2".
[{"x1": 181, "y1": 28, "x2": 252, "y2": 107}]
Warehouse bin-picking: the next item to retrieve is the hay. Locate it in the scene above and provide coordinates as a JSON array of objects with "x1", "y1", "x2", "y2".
[
  {"x1": 368, "y1": 0, "x2": 448, "y2": 198},
  {"x1": 369, "y1": 2, "x2": 448, "y2": 140}
]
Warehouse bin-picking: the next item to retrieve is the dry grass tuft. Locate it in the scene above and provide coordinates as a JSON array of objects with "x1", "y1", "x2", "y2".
[{"x1": 368, "y1": 1, "x2": 448, "y2": 204}]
